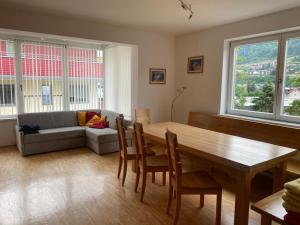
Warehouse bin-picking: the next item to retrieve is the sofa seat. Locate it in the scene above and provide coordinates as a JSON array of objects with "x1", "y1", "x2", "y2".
[
  {"x1": 24, "y1": 126, "x2": 86, "y2": 144},
  {"x1": 86, "y1": 128, "x2": 118, "y2": 143}
]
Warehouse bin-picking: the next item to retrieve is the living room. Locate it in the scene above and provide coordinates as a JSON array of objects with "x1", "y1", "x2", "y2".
[{"x1": 0, "y1": 1, "x2": 300, "y2": 225}]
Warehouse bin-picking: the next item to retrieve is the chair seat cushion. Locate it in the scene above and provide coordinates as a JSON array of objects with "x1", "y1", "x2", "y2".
[
  {"x1": 148, "y1": 145, "x2": 166, "y2": 155},
  {"x1": 86, "y1": 127, "x2": 119, "y2": 144},
  {"x1": 146, "y1": 155, "x2": 168, "y2": 167},
  {"x1": 180, "y1": 171, "x2": 221, "y2": 189},
  {"x1": 23, "y1": 126, "x2": 86, "y2": 144}
]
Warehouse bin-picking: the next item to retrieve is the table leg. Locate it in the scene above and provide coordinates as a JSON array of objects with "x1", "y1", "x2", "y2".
[
  {"x1": 132, "y1": 160, "x2": 136, "y2": 173},
  {"x1": 234, "y1": 173, "x2": 251, "y2": 225},
  {"x1": 272, "y1": 161, "x2": 287, "y2": 192}
]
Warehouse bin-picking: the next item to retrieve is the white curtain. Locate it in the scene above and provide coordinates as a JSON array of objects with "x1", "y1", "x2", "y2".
[{"x1": 104, "y1": 45, "x2": 132, "y2": 118}]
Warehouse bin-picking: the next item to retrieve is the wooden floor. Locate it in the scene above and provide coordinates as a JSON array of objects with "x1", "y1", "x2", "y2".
[{"x1": 0, "y1": 146, "x2": 277, "y2": 225}]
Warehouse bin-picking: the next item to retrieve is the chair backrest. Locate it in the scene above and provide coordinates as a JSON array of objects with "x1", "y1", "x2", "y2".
[
  {"x1": 165, "y1": 130, "x2": 182, "y2": 184},
  {"x1": 134, "y1": 122, "x2": 147, "y2": 166},
  {"x1": 135, "y1": 108, "x2": 151, "y2": 125},
  {"x1": 116, "y1": 116, "x2": 128, "y2": 155}
]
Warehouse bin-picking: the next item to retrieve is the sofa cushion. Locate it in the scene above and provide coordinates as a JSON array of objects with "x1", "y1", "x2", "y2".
[
  {"x1": 23, "y1": 126, "x2": 86, "y2": 144},
  {"x1": 86, "y1": 127, "x2": 119, "y2": 144},
  {"x1": 18, "y1": 111, "x2": 78, "y2": 129},
  {"x1": 86, "y1": 114, "x2": 106, "y2": 127},
  {"x1": 100, "y1": 110, "x2": 121, "y2": 129},
  {"x1": 77, "y1": 111, "x2": 87, "y2": 126}
]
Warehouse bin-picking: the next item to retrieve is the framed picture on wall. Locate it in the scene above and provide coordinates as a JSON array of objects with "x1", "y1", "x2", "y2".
[
  {"x1": 187, "y1": 56, "x2": 204, "y2": 73},
  {"x1": 149, "y1": 68, "x2": 166, "y2": 84}
]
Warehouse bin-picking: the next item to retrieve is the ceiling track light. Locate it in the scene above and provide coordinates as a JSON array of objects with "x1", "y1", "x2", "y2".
[{"x1": 178, "y1": 0, "x2": 194, "y2": 20}]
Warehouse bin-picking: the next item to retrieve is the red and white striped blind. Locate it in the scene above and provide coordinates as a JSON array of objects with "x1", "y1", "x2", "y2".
[
  {"x1": 21, "y1": 41, "x2": 64, "y2": 113},
  {"x1": 67, "y1": 46, "x2": 104, "y2": 111}
]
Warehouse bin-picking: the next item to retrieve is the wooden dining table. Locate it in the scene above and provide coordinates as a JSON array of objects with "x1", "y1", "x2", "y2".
[{"x1": 137, "y1": 122, "x2": 297, "y2": 225}]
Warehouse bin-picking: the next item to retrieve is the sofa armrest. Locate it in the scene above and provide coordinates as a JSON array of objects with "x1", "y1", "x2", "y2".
[{"x1": 15, "y1": 125, "x2": 25, "y2": 154}]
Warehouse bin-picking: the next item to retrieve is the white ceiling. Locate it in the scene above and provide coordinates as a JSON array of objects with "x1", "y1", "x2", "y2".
[{"x1": 1, "y1": 0, "x2": 300, "y2": 35}]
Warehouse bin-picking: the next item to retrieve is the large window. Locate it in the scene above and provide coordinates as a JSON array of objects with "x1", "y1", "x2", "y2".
[
  {"x1": 0, "y1": 37, "x2": 104, "y2": 117},
  {"x1": 227, "y1": 32, "x2": 300, "y2": 124},
  {"x1": 0, "y1": 31, "x2": 133, "y2": 118}
]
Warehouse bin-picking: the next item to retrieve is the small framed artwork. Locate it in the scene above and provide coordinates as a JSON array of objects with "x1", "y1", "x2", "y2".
[
  {"x1": 149, "y1": 68, "x2": 166, "y2": 84},
  {"x1": 187, "y1": 56, "x2": 204, "y2": 73}
]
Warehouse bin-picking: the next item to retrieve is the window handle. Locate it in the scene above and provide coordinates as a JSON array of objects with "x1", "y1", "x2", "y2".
[
  {"x1": 20, "y1": 84, "x2": 23, "y2": 92},
  {"x1": 278, "y1": 78, "x2": 282, "y2": 86}
]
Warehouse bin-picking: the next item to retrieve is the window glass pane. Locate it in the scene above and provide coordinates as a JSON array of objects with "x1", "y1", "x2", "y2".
[
  {"x1": 0, "y1": 39, "x2": 16, "y2": 116},
  {"x1": 232, "y1": 40, "x2": 278, "y2": 113},
  {"x1": 67, "y1": 47, "x2": 104, "y2": 110},
  {"x1": 42, "y1": 85, "x2": 52, "y2": 105},
  {"x1": 282, "y1": 37, "x2": 300, "y2": 117},
  {"x1": 21, "y1": 41, "x2": 63, "y2": 113}
]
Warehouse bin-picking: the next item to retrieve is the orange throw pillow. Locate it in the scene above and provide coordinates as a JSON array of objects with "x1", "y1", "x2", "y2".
[
  {"x1": 86, "y1": 115, "x2": 107, "y2": 127},
  {"x1": 77, "y1": 111, "x2": 87, "y2": 126}
]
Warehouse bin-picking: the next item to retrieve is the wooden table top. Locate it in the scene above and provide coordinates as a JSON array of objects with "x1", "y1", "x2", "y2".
[{"x1": 141, "y1": 122, "x2": 297, "y2": 172}]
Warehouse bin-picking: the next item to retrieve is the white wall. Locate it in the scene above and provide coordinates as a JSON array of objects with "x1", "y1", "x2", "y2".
[
  {"x1": 0, "y1": 7, "x2": 175, "y2": 146},
  {"x1": 105, "y1": 45, "x2": 132, "y2": 118},
  {"x1": 174, "y1": 7, "x2": 300, "y2": 123},
  {"x1": 0, "y1": 119, "x2": 17, "y2": 146}
]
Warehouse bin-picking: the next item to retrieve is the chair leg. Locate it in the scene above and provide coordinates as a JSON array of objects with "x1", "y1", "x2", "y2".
[
  {"x1": 173, "y1": 191, "x2": 181, "y2": 225},
  {"x1": 135, "y1": 166, "x2": 140, "y2": 192},
  {"x1": 140, "y1": 171, "x2": 147, "y2": 202},
  {"x1": 121, "y1": 159, "x2": 127, "y2": 186},
  {"x1": 200, "y1": 194, "x2": 204, "y2": 208},
  {"x1": 216, "y1": 191, "x2": 222, "y2": 225},
  {"x1": 162, "y1": 172, "x2": 166, "y2": 185},
  {"x1": 117, "y1": 156, "x2": 123, "y2": 178},
  {"x1": 166, "y1": 185, "x2": 173, "y2": 214},
  {"x1": 152, "y1": 172, "x2": 155, "y2": 183}
]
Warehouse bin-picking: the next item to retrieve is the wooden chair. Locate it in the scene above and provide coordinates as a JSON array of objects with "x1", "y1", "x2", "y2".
[
  {"x1": 134, "y1": 122, "x2": 169, "y2": 202},
  {"x1": 135, "y1": 108, "x2": 151, "y2": 125},
  {"x1": 116, "y1": 116, "x2": 154, "y2": 186},
  {"x1": 116, "y1": 116, "x2": 136, "y2": 186},
  {"x1": 165, "y1": 130, "x2": 222, "y2": 225}
]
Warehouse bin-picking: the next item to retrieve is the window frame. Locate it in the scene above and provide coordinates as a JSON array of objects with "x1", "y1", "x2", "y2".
[
  {"x1": 276, "y1": 31, "x2": 300, "y2": 124},
  {"x1": 226, "y1": 31, "x2": 300, "y2": 124}
]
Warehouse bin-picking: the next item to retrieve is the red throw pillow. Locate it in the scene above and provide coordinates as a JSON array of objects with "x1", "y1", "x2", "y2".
[
  {"x1": 86, "y1": 112, "x2": 97, "y2": 122},
  {"x1": 90, "y1": 121, "x2": 107, "y2": 129}
]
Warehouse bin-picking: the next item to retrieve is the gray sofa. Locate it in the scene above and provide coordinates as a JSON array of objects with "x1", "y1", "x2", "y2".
[{"x1": 16, "y1": 109, "x2": 130, "y2": 156}]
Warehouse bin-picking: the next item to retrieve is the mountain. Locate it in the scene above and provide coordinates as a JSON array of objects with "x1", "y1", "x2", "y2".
[{"x1": 237, "y1": 38, "x2": 300, "y2": 65}]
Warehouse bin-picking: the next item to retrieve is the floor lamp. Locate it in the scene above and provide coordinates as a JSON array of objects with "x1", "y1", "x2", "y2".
[{"x1": 171, "y1": 86, "x2": 187, "y2": 121}]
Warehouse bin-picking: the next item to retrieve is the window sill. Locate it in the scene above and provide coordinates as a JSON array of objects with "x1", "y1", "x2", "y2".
[
  {"x1": 0, "y1": 116, "x2": 17, "y2": 121},
  {"x1": 219, "y1": 113, "x2": 300, "y2": 129}
]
